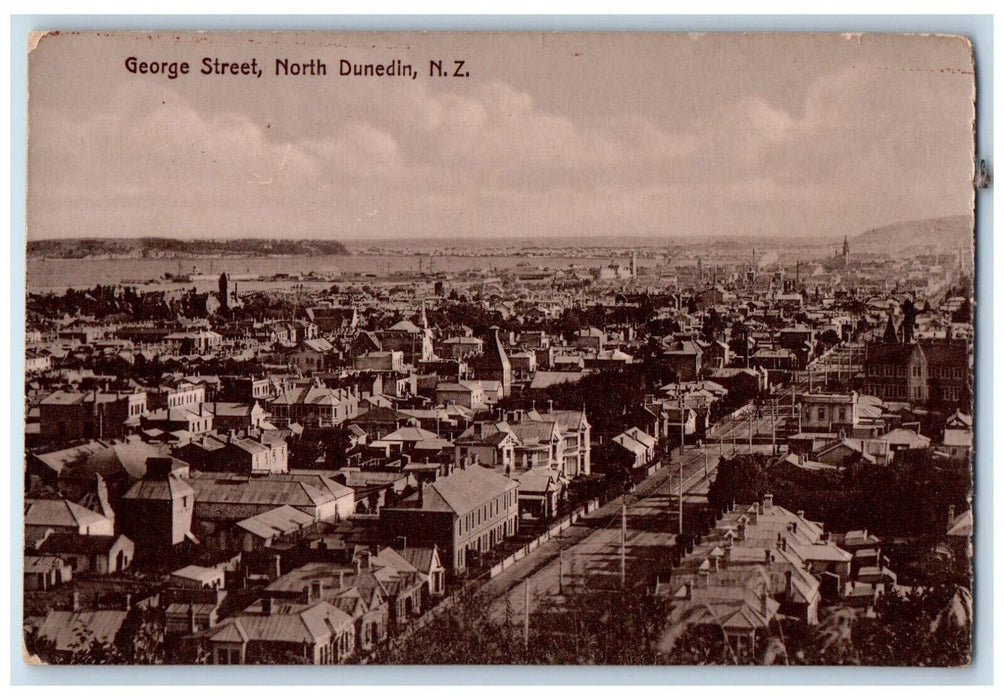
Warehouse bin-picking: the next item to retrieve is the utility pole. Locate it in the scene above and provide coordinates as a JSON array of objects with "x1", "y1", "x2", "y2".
[
  {"x1": 523, "y1": 579, "x2": 530, "y2": 649},
  {"x1": 679, "y1": 394, "x2": 686, "y2": 457},
  {"x1": 620, "y1": 503, "x2": 627, "y2": 589},
  {"x1": 558, "y1": 548, "x2": 564, "y2": 595},
  {"x1": 678, "y1": 457, "x2": 686, "y2": 534},
  {"x1": 771, "y1": 401, "x2": 777, "y2": 456}
]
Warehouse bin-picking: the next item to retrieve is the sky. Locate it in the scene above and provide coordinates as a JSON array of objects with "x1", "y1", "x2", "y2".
[{"x1": 26, "y1": 31, "x2": 976, "y2": 242}]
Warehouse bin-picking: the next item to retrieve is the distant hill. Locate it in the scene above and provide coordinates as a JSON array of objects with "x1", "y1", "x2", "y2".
[
  {"x1": 851, "y1": 215, "x2": 973, "y2": 257},
  {"x1": 27, "y1": 237, "x2": 350, "y2": 259}
]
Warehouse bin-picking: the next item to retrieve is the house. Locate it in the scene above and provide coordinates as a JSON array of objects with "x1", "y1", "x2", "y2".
[
  {"x1": 435, "y1": 381, "x2": 486, "y2": 410},
  {"x1": 204, "y1": 402, "x2": 269, "y2": 432},
  {"x1": 438, "y1": 336, "x2": 484, "y2": 361},
  {"x1": 798, "y1": 392, "x2": 860, "y2": 433},
  {"x1": 39, "y1": 390, "x2": 147, "y2": 441},
  {"x1": 186, "y1": 473, "x2": 355, "y2": 548},
  {"x1": 142, "y1": 404, "x2": 214, "y2": 436},
  {"x1": 170, "y1": 564, "x2": 226, "y2": 590},
  {"x1": 355, "y1": 350, "x2": 405, "y2": 372},
  {"x1": 380, "y1": 464, "x2": 519, "y2": 573},
  {"x1": 454, "y1": 421, "x2": 520, "y2": 474},
  {"x1": 34, "y1": 609, "x2": 130, "y2": 655},
  {"x1": 205, "y1": 599, "x2": 356, "y2": 664},
  {"x1": 173, "y1": 431, "x2": 288, "y2": 476},
  {"x1": 513, "y1": 468, "x2": 563, "y2": 521},
  {"x1": 262, "y1": 560, "x2": 390, "y2": 652},
  {"x1": 287, "y1": 337, "x2": 336, "y2": 372},
  {"x1": 231, "y1": 505, "x2": 316, "y2": 552},
  {"x1": 400, "y1": 546, "x2": 447, "y2": 603},
  {"x1": 661, "y1": 340, "x2": 703, "y2": 382},
  {"x1": 36, "y1": 533, "x2": 135, "y2": 575},
  {"x1": 269, "y1": 384, "x2": 360, "y2": 428},
  {"x1": 24, "y1": 498, "x2": 115, "y2": 542},
  {"x1": 24, "y1": 555, "x2": 72, "y2": 591},
  {"x1": 942, "y1": 411, "x2": 972, "y2": 459},
  {"x1": 610, "y1": 432, "x2": 651, "y2": 470}
]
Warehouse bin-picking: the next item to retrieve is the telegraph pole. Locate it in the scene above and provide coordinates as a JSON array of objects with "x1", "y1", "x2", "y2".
[
  {"x1": 523, "y1": 579, "x2": 530, "y2": 649},
  {"x1": 771, "y1": 401, "x2": 777, "y2": 456},
  {"x1": 679, "y1": 394, "x2": 686, "y2": 456},
  {"x1": 678, "y1": 458, "x2": 684, "y2": 535},
  {"x1": 558, "y1": 548, "x2": 564, "y2": 595},
  {"x1": 620, "y1": 503, "x2": 627, "y2": 589}
]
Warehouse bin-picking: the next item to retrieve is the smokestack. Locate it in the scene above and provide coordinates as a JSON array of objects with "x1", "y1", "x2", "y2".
[{"x1": 310, "y1": 580, "x2": 323, "y2": 602}]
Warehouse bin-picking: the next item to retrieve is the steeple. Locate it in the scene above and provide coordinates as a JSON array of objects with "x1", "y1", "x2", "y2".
[{"x1": 842, "y1": 235, "x2": 850, "y2": 270}]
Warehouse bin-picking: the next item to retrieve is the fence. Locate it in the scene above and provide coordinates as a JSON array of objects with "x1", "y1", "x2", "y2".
[{"x1": 487, "y1": 497, "x2": 600, "y2": 580}]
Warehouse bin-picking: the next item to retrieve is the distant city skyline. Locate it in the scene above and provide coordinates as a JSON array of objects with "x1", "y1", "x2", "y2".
[{"x1": 28, "y1": 32, "x2": 975, "y2": 242}]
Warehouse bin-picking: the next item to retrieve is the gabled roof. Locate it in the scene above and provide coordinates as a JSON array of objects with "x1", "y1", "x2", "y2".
[
  {"x1": 37, "y1": 533, "x2": 131, "y2": 556},
  {"x1": 236, "y1": 505, "x2": 316, "y2": 539},
  {"x1": 36, "y1": 610, "x2": 129, "y2": 652},
  {"x1": 24, "y1": 498, "x2": 110, "y2": 530}
]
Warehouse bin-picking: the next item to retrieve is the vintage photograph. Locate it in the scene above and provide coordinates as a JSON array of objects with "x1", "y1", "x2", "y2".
[{"x1": 22, "y1": 30, "x2": 975, "y2": 666}]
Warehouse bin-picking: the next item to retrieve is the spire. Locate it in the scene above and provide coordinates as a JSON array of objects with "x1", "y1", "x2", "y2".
[{"x1": 883, "y1": 311, "x2": 899, "y2": 344}]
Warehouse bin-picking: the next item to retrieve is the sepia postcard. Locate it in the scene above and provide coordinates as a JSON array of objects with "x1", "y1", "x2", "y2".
[{"x1": 22, "y1": 30, "x2": 976, "y2": 667}]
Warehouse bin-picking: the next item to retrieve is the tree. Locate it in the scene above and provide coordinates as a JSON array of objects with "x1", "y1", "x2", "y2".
[{"x1": 707, "y1": 454, "x2": 771, "y2": 513}]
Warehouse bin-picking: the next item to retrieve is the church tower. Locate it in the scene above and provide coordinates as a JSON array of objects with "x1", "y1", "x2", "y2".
[{"x1": 842, "y1": 235, "x2": 850, "y2": 270}]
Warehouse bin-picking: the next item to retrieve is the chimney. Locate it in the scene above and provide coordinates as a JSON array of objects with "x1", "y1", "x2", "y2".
[
  {"x1": 764, "y1": 549, "x2": 772, "y2": 564},
  {"x1": 548, "y1": 399, "x2": 553, "y2": 413},
  {"x1": 948, "y1": 504, "x2": 956, "y2": 529},
  {"x1": 684, "y1": 582, "x2": 693, "y2": 600},
  {"x1": 797, "y1": 510, "x2": 805, "y2": 520},
  {"x1": 270, "y1": 554, "x2": 281, "y2": 581},
  {"x1": 188, "y1": 604, "x2": 197, "y2": 633},
  {"x1": 124, "y1": 593, "x2": 132, "y2": 611},
  {"x1": 310, "y1": 580, "x2": 324, "y2": 602},
  {"x1": 145, "y1": 457, "x2": 175, "y2": 479},
  {"x1": 784, "y1": 571, "x2": 793, "y2": 600},
  {"x1": 702, "y1": 570, "x2": 711, "y2": 589},
  {"x1": 761, "y1": 591, "x2": 769, "y2": 619},
  {"x1": 337, "y1": 570, "x2": 346, "y2": 590},
  {"x1": 737, "y1": 522, "x2": 746, "y2": 541},
  {"x1": 72, "y1": 591, "x2": 80, "y2": 612},
  {"x1": 724, "y1": 541, "x2": 733, "y2": 562},
  {"x1": 763, "y1": 493, "x2": 773, "y2": 511},
  {"x1": 262, "y1": 597, "x2": 273, "y2": 615}
]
